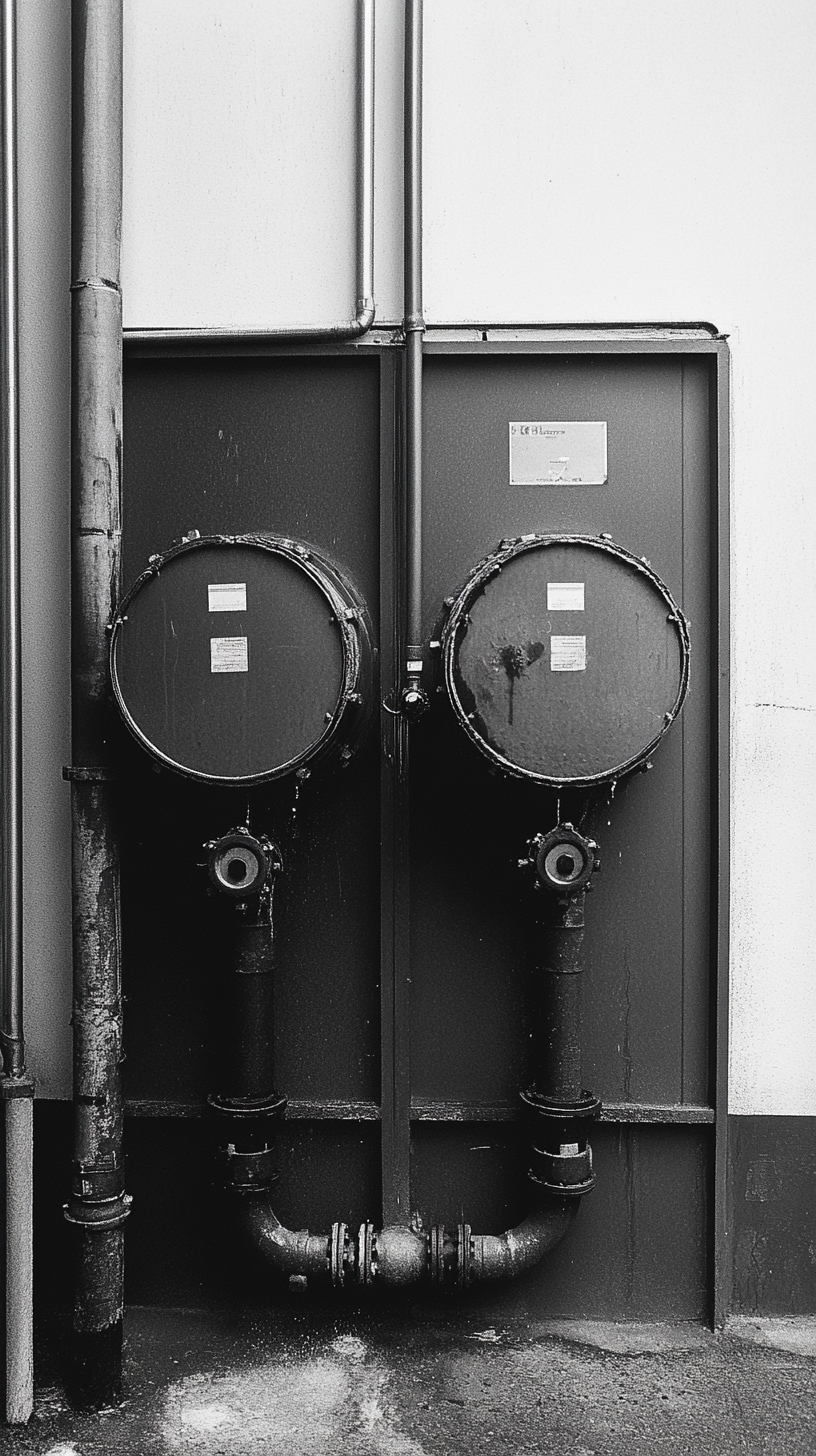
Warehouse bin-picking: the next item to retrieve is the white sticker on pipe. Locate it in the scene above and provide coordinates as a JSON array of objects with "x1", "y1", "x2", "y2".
[
  {"x1": 208, "y1": 582, "x2": 247, "y2": 612},
  {"x1": 551, "y1": 635, "x2": 586, "y2": 672},
  {"x1": 210, "y1": 636, "x2": 248, "y2": 673},
  {"x1": 547, "y1": 582, "x2": 585, "y2": 612}
]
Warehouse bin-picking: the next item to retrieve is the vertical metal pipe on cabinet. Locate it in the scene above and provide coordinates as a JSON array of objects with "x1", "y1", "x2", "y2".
[
  {"x1": 402, "y1": 0, "x2": 427, "y2": 714},
  {"x1": 1, "y1": 0, "x2": 35, "y2": 1424},
  {"x1": 533, "y1": 896, "x2": 586, "y2": 1104},
  {"x1": 63, "y1": 0, "x2": 130, "y2": 1410}
]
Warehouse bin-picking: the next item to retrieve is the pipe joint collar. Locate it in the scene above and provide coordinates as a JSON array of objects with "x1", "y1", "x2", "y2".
[
  {"x1": 64, "y1": 1191, "x2": 132, "y2": 1231},
  {"x1": 529, "y1": 1143, "x2": 596, "y2": 1197},
  {"x1": 223, "y1": 1145, "x2": 280, "y2": 1194},
  {"x1": 521, "y1": 1088, "x2": 602, "y2": 1124},
  {"x1": 208, "y1": 1092, "x2": 287, "y2": 1121}
]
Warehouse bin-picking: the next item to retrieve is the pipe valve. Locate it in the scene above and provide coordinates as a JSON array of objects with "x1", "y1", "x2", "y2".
[
  {"x1": 205, "y1": 829, "x2": 282, "y2": 900},
  {"x1": 523, "y1": 823, "x2": 599, "y2": 896}
]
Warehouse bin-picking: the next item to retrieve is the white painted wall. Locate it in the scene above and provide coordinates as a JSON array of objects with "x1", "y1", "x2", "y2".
[
  {"x1": 113, "y1": 0, "x2": 810, "y2": 1119},
  {"x1": 18, "y1": 0, "x2": 73, "y2": 1097},
  {"x1": 122, "y1": 0, "x2": 405, "y2": 329}
]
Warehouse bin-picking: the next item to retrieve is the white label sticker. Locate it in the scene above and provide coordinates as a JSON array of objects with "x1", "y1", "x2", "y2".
[
  {"x1": 547, "y1": 582, "x2": 585, "y2": 612},
  {"x1": 208, "y1": 582, "x2": 247, "y2": 613},
  {"x1": 551, "y1": 635, "x2": 586, "y2": 672},
  {"x1": 509, "y1": 421, "x2": 607, "y2": 485},
  {"x1": 210, "y1": 636, "x2": 249, "y2": 673}
]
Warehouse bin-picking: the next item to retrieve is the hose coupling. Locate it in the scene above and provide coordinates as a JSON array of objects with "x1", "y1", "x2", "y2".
[
  {"x1": 205, "y1": 828, "x2": 282, "y2": 901},
  {"x1": 521, "y1": 824, "x2": 600, "y2": 897}
]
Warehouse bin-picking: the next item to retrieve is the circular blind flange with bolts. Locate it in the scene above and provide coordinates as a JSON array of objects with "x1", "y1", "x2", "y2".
[
  {"x1": 111, "y1": 535, "x2": 374, "y2": 785},
  {"x1": 441, "y1": 534, "x2": 690, "y2": 787}
]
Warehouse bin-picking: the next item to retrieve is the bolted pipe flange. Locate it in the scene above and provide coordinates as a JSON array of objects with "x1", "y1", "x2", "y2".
[
  {"x1": 330, "y1": 1222, "x2": 355, "y2": 1288},
  {"x1": 457, "y1": 1224, "x2": 472, "y2": 1289},
  {"x1": 206, "y1": 828, "x2": 282, "y2": 901},
  {"x1": 357, "y1": 1221, "x2": 376, "y2": 1286},
  {"x1": 429, "y1": 1224, "x2": 445, "y2": 1286},
  {"x1": 523, "y1": 824, "x2": 599, "y2": 896}
]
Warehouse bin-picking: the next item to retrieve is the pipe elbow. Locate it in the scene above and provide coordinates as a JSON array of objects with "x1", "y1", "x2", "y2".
[
  {"x1": 470, "y1": 1200, "x2": 576, "y2": 1282},
  {"x1": 351, "y1": 297, "x2": 376, "y2": 335},
  {"x1": 240, "y1": 1198, "x2": 330, "y2": 1282}
]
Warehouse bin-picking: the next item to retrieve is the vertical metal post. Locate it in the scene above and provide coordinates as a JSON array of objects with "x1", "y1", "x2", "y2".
[
  {"x1": 0, "y1": 0, "x2": 35, "y2": 1425},
  {"x1": 63, "y1": 0, "x2": 129, "y2": 1409}
]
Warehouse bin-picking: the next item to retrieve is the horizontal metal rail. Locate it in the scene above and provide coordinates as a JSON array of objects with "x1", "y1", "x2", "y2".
[{"x1": 123, "y1": 1097, "x2": 714, "y2": 1125}]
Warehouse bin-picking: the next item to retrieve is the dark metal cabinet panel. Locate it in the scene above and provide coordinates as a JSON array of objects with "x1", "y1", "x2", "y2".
[
  {"x1": 121, "y1": 1120, "x2": 381, "y2": 1307},
  {"x1": 120, "y1": 357, "x2": 382, "y2": 1108},
  {"x1": 411, "y1": 1123, "x2": 711, "y2": 1321},
  {"x1": 122, "y1": 357, "x2": 380, "y2": 610},
  {"x1": 105, "y1": 342, "x2": 721, "y2": 1322},
  {"x1": 413, "y1": 354, "x2": 713, "y2": 1111}
]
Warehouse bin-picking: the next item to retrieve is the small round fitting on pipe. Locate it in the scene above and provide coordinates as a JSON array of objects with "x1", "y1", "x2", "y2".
[
  {"x1": 205, "y1": 829, "x2": 282, "y2": 901},
  {"x1": 522, "y1": 824, "x2": 599, "y2": 896},
  {"x1": 401, "y1": 681, "x2": 429, "y2": 722},
  {"x1": 401, "y1": 649, "x2": 429, "y2": 721}
]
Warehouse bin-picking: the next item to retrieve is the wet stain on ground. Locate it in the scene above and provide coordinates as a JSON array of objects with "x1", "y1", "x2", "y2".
[{"x1": 7, "y1": 1308, "x2": 815, "y2": 1456}]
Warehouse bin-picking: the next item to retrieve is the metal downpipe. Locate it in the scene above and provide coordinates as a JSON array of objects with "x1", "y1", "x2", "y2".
[
  {"x1": 124, "y1": 0, "x2": 375, "y2": 348},
  {"x1": 402, "y1": 0, "x2": 427, "y2": 717},
  {"x1": 1, "y1": 0, "x2": 35, "y2": 1425},
  {"x1": 63, "y1": 0, "x2": 130, "y2": 1410}
]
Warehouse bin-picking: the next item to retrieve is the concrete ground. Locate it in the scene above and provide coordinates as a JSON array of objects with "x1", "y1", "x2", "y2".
[{"x1": 6, "y1": 1307, "x2": 815, "y2": 1456}]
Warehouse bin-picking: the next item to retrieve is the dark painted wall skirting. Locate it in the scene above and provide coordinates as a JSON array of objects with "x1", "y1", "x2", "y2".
[{"x1": 729, "y1": 1114, "x2": 816, "y2": 1316}]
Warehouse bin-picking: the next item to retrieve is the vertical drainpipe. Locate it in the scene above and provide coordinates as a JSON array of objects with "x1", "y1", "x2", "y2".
[
  {"x1": 62, "y1": 0, "x2": 129, "y2": 1409},
  {"x1": 1, "y1": 0, "x2": 35, "y2": 1425},
  {"x1": 401, "y1": 0, "x2": 428, "y2": 720}
]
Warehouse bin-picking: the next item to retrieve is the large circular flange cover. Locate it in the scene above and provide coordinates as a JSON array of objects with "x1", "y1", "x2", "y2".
[
  {"x1": 110, "y1": 535, "x2": 374, "y2": 785},
  {"x1": 440, "y1": 534, "x2": 690, "y2": 788}
]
